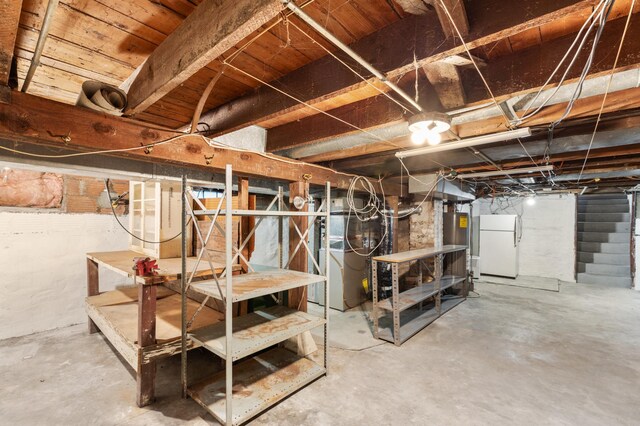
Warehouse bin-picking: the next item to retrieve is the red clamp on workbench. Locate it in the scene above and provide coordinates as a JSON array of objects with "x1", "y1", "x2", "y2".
[{"x1": 132, "y1": 257, "x2": 159, "y2": 277}]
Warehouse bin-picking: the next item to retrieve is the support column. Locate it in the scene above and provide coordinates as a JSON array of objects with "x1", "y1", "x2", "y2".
[
  {"x1": 288, "y1": 180, "x2": 309, "y2": 312},
  {"x1": 136, "y1": 283, "x2": 157, "y2": 407},
  {"x1": 87, "y1": 258, "x2": 99, "y2": 334}
]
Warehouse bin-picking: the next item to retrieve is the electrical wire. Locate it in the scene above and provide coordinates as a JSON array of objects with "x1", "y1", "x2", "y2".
[
  {"x1": 0, "y1": 133, "x2": 189, "y2": 158},
  {"x1": 435, "y1": 0, "x2": 512, "y2": 128},
  {"x1": 287, "y1": 18, "x2": 415, "y2": 114},
  {"x1": 576, "y1": 0, "x2": 637, "y2": 184},
  {"x1": 515, "y1": 0, "x2": 614, "y2": 126},
  {"x1": 104, "y1": 179, "x2": 191, "y2": 245},
  {"x1": 221, "y1": 61, "x2": 392, "y2": 145}
]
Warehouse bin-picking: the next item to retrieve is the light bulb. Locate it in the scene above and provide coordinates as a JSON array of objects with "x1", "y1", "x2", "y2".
[
  {"x1": 526, "y1": 196, "x2": 536, "y2": 206},
  {"x1": 411, "y1": 130, "x2": 428, "y2": 145},
  {"x1": 426, "y1": 131, "x2": 441, "y2": 146}
]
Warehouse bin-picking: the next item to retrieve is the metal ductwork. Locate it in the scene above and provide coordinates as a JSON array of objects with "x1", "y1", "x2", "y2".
[{"x1": 408, "y1": 173, "x2": 475, "y2": 201}]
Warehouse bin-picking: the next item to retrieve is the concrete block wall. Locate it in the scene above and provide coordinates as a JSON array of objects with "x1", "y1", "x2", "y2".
[
  {"x1": 473, "y1": 194, "x2": 577, "y2": 282},
  {"x1": 0, "y1": 169, "x2": 130, "y2": 340}
]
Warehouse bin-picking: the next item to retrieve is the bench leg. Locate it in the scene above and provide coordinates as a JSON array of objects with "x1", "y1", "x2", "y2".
[
  {"x1": 87, "y1": 258, "x2": 100, "y2": 334},
  {"x1": 137, "y1": 284, "x2": 157, "y2": 407}
]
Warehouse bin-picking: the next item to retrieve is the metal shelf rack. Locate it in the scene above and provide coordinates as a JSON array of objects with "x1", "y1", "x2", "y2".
[
  {"x1": 372, "y1": 245, "x2": 468, "y2": 346},
  {"x1": 179, "y1": 165, "x2": 330, "y2": 426}
]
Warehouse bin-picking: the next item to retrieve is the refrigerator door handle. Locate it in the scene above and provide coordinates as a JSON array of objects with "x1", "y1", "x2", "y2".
[{"x1": 513, "y1": 221, "x2": 517, "y2": 247}]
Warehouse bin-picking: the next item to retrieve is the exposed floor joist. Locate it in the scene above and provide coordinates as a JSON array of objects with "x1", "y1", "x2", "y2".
[
  {"x1": 124, "y1": 0, "x2": 284, "y2": 116},
  {"x1": 267, "y1": 12, "x2": 640, "y2": 158},
  {"x1": 197, "y1": 0, "x2": 599, "y2": 137}
]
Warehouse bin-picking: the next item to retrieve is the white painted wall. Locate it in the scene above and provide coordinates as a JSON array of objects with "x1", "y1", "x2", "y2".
[
  {"x1": 472, "y1": 194, "x2": 576, "y2": 282},
  {"x1": 0, "y1": 212, "x2": 129, "y2": 340}
]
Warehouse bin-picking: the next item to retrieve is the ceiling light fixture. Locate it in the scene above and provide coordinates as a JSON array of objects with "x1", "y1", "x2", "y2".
[
  {"x1": 407, "y1": 112, "x2": 451, "y2": 146},
  {"x1": 456, "y1": 165, "x2": 554, "y2": 179},
  {"x1": 396, "y1": 128, "x2": 532, "y2": 159}
]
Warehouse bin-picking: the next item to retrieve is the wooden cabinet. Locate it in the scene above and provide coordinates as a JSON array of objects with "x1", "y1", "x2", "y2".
[{"x1": 129, "y1": 180, "x2": 190, "y2": 258}]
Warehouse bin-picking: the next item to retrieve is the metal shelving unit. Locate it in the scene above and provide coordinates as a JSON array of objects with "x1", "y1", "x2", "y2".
[
  {"x1": 372, "y1": 245, "x2": 468, "y2": 346},
  {"x1": 180, "y1": 165, "x2": 330, "y2": 426}
]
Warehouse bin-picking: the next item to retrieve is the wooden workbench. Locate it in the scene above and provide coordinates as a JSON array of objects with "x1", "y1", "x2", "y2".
[{"x1": 85, "y1": 250, "x2": 239, "y2": 407}]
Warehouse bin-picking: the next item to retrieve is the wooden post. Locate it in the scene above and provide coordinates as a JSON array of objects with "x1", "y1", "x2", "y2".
[
  {"x1": 238, "y1": 177, "x2": 250, "y2": 272},
  {"x1": 237, "y1": 177, "x2": 251, "y2": 316},
  {"x1": 136, "y1": 283, "x2": 157, "y2": 407},
  {"x1": 87, "y1": 258, "x2": 99, "y2": 334},
  {"x1": 288, "y1": 180, "x2": 309, "y2": 312}
]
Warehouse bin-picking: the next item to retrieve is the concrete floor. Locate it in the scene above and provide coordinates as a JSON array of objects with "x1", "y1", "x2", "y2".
[{"x1": 2, "y1": 281, "x2": 640, "y2": 425}]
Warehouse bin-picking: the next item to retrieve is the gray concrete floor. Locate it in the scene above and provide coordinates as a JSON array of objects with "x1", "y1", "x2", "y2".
[{"x1": 2, "y1": 281, "x2": 640, "y2": 425}]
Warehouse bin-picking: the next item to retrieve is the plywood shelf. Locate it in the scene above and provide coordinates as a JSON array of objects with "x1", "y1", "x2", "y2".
[
  {"x1": 190, "y1": 269, "x2": 326, "y2": 302},
  {"x1": 377, "y1": 275, "x2": 466, "y2": 312},
  {"x1": 372, "y1": 245, "x2": 467, "y2": 264},
  {"x1": 86, "y1": 250, "x2": 239, "y2": 285},
  {"x1": 188, "y1": 348, "x2": 325, "y2": 426},
  {"x1": 191, "y1": 305, "x2": 325, "y2": 361}
]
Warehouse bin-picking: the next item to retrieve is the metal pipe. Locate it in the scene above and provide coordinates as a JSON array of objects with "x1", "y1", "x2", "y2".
[
  {"x1": 224, "y1": 165, "x2": 233, "y2": 424},
  {"x1": 180, "y1": 174, "x2": 187, "y2": 398},
  {"x1": 22, "y1": 0, "x2": 59, "y2": 93},
  {"x1": 281, "y1": 0, "x2": 423, "y2": 112}
]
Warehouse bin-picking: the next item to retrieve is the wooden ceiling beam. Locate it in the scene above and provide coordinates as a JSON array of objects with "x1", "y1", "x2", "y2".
[
  {"x1": 430, "y1": 0, "x2": 469, "y2": 38},
  {"x1": 0, "y1": 0, "x2": 23, "y2": 86},
  {"x1": 124, "y1": 0, "x2": 283, "y2": 116},
  {"x1": 463, "y1": 10, "x2": 640, "y2": 103},
  {"x1": 422, "y1": 61, "x2": 466, "y2": 108},
  {"x1": 198, "y1": 0, "x2": 598, "y2": 136},
  {"x1": 0, "y1": 91, "x2": 402, "y2": 194},
  {"x1": 280, "y1": 12, "x2": 640, "y2": 162}
]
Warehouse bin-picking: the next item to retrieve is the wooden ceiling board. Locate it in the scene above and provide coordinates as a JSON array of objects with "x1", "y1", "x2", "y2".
[{"x1": 16, "y1": 27, "x2": 136, "y2": 81}]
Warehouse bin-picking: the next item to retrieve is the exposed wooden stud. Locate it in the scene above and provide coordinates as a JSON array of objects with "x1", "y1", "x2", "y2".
[
  {"x1": 125, "y1": 0, "x2": 283, "y2": 115},
  {"x1": 288, "y1": 181, "x2": 310, "y2": 312},
  {"x1": 0, "y1": 0, "x2": 23, "y2": 86},
  {"x1": 238, "y1": 177, "x2": 250, "y2": 273}
]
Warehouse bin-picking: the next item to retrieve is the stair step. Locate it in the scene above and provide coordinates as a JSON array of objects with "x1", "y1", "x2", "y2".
[
  {"x1": 577, "y1": 262, "x2": 630, "y2": 276},
  {"x1": 578, "y1": 199, "x2": 629, "y2": 205},
  {"x1": 577, "y1": 273, "x2": 632, "y2": 287},
  {"x1": 577, "y1": 232, "x2": 629, "y2": 243},
  {"x1": 577, "y1": 251, "x2": 630, "y2": 265},
  {"x1": 577, "y1": 241, "x2": 629, "y2": 254},
  {"x1": 577, "y1": 213, "x2": 630, "y2": 222},
  {"x1": 579, "y1": 194, "x2": 628, "y2": 200},
  {"x1": 577, "y1": 222, "x2": 630, "y2": 233},
  {"x1": 578, "y1": 204, "x2": 629, "y2": 213}
]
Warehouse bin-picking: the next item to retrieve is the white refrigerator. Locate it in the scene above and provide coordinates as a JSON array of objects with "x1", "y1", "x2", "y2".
[{"x1": 480, "y1": 215, "x2": 519, "y2": 278}]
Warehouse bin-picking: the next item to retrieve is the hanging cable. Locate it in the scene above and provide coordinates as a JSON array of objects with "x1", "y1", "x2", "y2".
[
  {"x1": 577, "y1": 0, "x2": 637, "y2": 184},
  {"x1": 104, "y1": 179, "x2": 191, "y2": 244}
]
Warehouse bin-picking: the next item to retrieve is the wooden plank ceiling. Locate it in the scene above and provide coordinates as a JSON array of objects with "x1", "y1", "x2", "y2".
[{"x1": 7, "y1": 0, "x2": 640, "y2": 191}]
